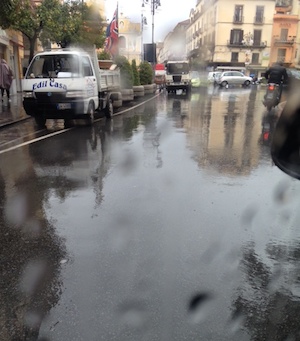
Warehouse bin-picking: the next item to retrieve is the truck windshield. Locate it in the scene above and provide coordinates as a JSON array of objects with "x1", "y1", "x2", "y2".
[
  {"x1": 26, "y1": 54, "x2": 80, "y2": 79},
  {"x1": 167, "y1": 63, "x2": 190, "y2": 74}
]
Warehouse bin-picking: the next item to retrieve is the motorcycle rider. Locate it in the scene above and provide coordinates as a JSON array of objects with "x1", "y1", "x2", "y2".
[{"x1": 264, "y1": 61, "x2": 288, "y2": 103}]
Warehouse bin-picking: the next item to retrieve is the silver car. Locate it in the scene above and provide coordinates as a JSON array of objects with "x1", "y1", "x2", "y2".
[
  {"x1": 217, "y1": 71, "x2": 253, "y2": 87},
  {"x1": 207, "y1": 71, "x2": 222, "y2": 85}
]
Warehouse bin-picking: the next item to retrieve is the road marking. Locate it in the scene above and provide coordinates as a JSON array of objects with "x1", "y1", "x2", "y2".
[
  {"x1": 0, "y1": 128, "x2": 73, "y2": 155},
  {"x1": 0, "y1": 93, "x2": 161, "y2": 155}
]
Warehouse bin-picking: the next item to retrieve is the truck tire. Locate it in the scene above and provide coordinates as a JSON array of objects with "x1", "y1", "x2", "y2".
[
  {"x1": 113, "y1": 99, "x2": 122, "y2": 108},
  {"x1": 34, "y1": 116, "x2": 46, "y2": 128},
  {"x1": 105, "y1": 99, "x2": 114, "y2": 118},
  {"x1": 86, "y1": 101, "x2": 95, "y2": 126},
  {"x1": 110, "y1": 92, "x2": 122, "y2": 101}
]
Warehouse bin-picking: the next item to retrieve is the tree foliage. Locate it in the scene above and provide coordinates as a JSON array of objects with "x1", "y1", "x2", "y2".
[
  {"x1": 0, "y1": 0, "x2": 106, "y2": 63},
  {"x1": 114, "y1": 55, "x2": 134, "y2": 89},
  {"x1": 40, "y1": 0, "x2": 105, "y2": 49},
  {"x1": 131, "y1": 59, "x2": 140, "y2": 86},
  {"x1": 139, "y1": 61, "x2": 153, "y2": 85},
  {"x1": 97, "y1": 50, "x2": 111, "y2": 60}
]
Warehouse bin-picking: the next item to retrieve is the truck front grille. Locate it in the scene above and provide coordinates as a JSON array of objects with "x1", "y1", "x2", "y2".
[
  {"x1": 173, "y1": 75, "x2": 182, "y2": 83},
  {"x1": 35, "y1": 92, "x2": 66, "y2": 105}
]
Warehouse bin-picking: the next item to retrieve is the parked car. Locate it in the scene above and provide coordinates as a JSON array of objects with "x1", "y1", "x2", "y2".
[
  {"x1": 217, "y1": 71, "x2": 253, "y2": 87},
  {"x1": 191, "y1": 71, "x2": 201, "y2": 87},
  {"x1": 207, "y1": 71, "x2": 222, "y2": 85}
]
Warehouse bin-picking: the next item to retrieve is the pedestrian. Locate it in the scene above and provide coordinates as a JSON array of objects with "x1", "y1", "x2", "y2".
[{"x1": 0, "y1": 58, "x2": 13, "y2": 103}]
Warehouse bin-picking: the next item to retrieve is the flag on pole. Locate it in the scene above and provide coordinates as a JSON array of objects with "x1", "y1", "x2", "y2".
[{"x1": 105, "y1": 5, "x2": 119, "y2": 57}]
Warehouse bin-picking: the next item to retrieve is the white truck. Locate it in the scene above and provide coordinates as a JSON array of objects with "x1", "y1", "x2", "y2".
[
  {"x1": 22, "y1": 48, "x2": 122, "y2": 127},
  {"x1": 165, "y1": 60, "x2": 191, "y2": 94}
]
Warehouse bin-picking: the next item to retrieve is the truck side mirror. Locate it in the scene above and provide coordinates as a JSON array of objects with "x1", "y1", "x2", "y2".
[{"x1": 271, "y1": 90, "x2": 300, "y2": 179}]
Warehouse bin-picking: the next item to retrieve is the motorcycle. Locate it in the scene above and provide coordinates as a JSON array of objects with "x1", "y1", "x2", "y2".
[{"x1": 263, "y1": 83, "x2": 281, "y2": 112}]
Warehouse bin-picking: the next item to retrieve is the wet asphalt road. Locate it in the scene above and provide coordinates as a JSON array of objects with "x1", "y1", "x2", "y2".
[{"x1": 1, "y1": 85, "x2": 300, "y2": 341}]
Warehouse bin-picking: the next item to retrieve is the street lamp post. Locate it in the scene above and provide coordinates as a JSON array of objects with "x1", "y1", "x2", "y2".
[
  {"x1": 141, "y1": 14, "x2": 147, "y2": 61},
  {"x1": 142, "y1": 0, "x2": 161, "y2": 63}
]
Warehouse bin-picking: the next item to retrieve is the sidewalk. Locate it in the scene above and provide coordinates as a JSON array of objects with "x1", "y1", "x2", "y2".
[{"x1": 0, "y1": 92, "x2": 29, "y2": 128}]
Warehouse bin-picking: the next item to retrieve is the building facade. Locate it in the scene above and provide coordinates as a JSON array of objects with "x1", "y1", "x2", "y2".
[
  {"x1": 270, "y1": 0, "x2": 299, "y2": 67},
  {"x1": 185, "y1": 0, "x2": 300, "y2": 75},
  {"x1": 156, "y1": 19, "x2": 190, "y2": 63},
  {"x1": 118, "y1": 14, "x2": 143, "y2": 65}
]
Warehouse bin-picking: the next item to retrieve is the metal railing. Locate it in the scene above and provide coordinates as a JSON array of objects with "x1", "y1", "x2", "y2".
[
  {"x1": 254, "y1": 16, "x2": 264, "y2": 24},
  {"x1": 274, "y1": 38, "x2": 294, "y2": 45},
  {"x1": 233, "y1": 15, "x2": 244, "y2": 24}
]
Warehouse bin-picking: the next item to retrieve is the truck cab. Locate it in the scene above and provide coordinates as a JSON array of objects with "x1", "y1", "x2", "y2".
[{"x1": 165, "y1": 61, "x2": 191, "y2": 94}]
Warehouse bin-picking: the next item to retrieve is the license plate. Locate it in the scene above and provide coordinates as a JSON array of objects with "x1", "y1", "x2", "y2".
[
  {"x1": 57, "y1": 103, "x2": 71, "y2": 110},
  {"x1": 266, "y1": 93, "x2": 274, "y2": 99}
]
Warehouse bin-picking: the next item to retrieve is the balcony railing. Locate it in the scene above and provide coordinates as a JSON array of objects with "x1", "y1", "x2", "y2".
[
  {"x1": 274, "y1": 38, "x2": 295, "y2": 45},
  {"x1": 227, "y1": 41, "x2": 267, "y2": 48},
  {"x1": 233, "y1": 15, "x2": 244, "y2": 24},
  {"x1": 254, "y1": 16, "x2": 264, "y2": 24},
  {"x1": 277, "y1": 56, "x2": 286, "y2": 63}
]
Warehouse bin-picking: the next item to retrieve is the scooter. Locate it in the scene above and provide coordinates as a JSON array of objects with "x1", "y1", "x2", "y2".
[{"x1": 263, "y1": 83, "x2": 281, "y2": 112}]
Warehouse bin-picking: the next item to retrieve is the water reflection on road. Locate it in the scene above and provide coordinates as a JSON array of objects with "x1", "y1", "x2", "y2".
[
  {"x1": 166, "y1": 85, "x2": 271, "y2": 176},
  {"x1": 2, "y1": 85, "x2": 300, "y2": 340}
]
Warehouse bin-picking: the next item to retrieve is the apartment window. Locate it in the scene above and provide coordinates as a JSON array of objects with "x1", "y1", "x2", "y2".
[
  {"x1": 280, "y1": 28, "x2": 288, "y2": 41},
  {"x1": 255, "y1": 6, "x2": 264, "y2": 23},
  {"x1": 231, "y1": 52, "x2": 239, "y2": 62},
  {"x1": 251, "y1": 53, "x2": 259, "y2": 64},
  {"x1": 230, "y1": 29, "x2": 243, "y2": 45},
  {"x1": 253, "y1": 30, "x2": 262, "y2": 45},
  {"x1": 277, "y1": 48, "x2": 286, "y2": 63},
  {"x1": 234, "y1": 5, "x2": 243, "y2": 23}
]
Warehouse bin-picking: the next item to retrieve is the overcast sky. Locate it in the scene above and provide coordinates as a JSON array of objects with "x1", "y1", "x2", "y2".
[{"x1": 105, "y1": 0, "x2": 196, "y2": 43}]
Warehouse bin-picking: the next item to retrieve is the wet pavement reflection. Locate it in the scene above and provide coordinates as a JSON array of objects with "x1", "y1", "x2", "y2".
[{"x1": 1, "y1": 84, "x2": 300, "y2": 340}]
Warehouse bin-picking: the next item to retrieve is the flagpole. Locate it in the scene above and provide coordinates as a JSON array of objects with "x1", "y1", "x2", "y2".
[{"x1": 116, "y1": 1, "x2": 119, "y2": 57}]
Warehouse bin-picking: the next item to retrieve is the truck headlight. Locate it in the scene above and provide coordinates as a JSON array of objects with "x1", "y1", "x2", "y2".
[{"x1": 66, "y1": 90, "x2": 85, "y2": 98}]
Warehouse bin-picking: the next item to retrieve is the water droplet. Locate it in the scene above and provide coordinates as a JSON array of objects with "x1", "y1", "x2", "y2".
[
  {"x1": 188, "y1": 292, "x2": 213, "y2": 323},
  {"x1": 241, "y1": 204, "x2": 258, "y2": 226},
  {"x1": 118, "y1": 300, "x2": 147, "y2": 329},
  {"x1": 19, "y1": 260, "x2": 47, "y2": 296},
  {"x1": 273, "y1": 179, "x2": 291, "y2": 204},
  {"x1": 25, "y1": 310, "x2": 42, "y2": 329},
  {"x1": 5, "y1": 193, "x2": 27, "y2": 227},
  {"x1": 228, "y1": 309, "x2": 246, "y2": 334}
]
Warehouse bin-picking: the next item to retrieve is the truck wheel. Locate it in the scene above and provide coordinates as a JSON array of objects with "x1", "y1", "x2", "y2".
[
  {"x1": 105, "y1": 99, "x2": 113, "y2": 119},
  {"x1": 64, "y1": 119, "x2": 73, "y2": 128},
  {"x1": 34, "y1": 116, "x2": 46, "y2": 128},
  {"x1": 113, "y1": 99, "x2": 122, "y2": 108},
  {"x1": 86, "y1": 102, "x2": 95, "y2": 126}
]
